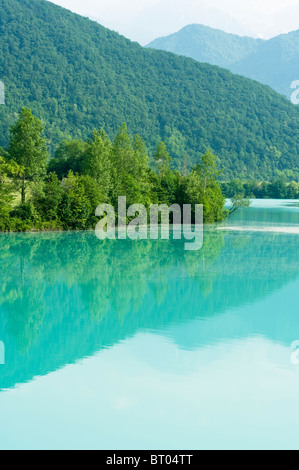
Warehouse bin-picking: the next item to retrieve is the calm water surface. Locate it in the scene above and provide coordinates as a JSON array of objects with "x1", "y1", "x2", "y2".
[{"x1": 0, "y1": 199, "x2": 299, "y2": 450}]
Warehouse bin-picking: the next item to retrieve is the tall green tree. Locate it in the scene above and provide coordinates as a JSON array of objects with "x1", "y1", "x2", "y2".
[
  {"x1": 132, "y1": 134, "x2": 152, "y2": 206},
  {"x1": 33, "y1": 172, "x2": 63, "y2": 223},
  {"x1": 8, "y1": 108, "x2": 49, "y2": 204},
  {"x1": 111, "y1": 124, "x2": 152, "y2": 206},
  {"x1": 185, "y1": 150, "x2": 226, "y2": 222},
  {"x1": 153, "y1": 141, "x2": 180, "y2": 204},
  {"x1": 59, "y1": 171, "x2": 91, "y2": 230},
  {"x1": 154, "y1": 141, "x2": 172, "y2": 178},
  {"x1": 0, "y1": 157, "x2": 23, "y2": 221},
  {"x1": 193, "y1": 149, "x2": 222, "y2": 196},
  {"x1": 81, "y1": 129, "x2": 112, "y2": 202}
]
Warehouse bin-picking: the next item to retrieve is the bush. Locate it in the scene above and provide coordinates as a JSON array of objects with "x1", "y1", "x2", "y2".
[{"x1": 10, "y1": 203, "x2": 37, "y2": 222}]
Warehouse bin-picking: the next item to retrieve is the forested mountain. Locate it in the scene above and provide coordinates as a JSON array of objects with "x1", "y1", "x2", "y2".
[
  {"x1": 147, "y1": 25, "x2": 299, "y2": 100},
  {"x1": 0, "y1": 0, "x2": 299, "y2": 180}
]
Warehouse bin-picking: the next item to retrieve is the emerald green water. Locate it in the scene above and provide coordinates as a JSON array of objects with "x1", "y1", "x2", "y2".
[{"x1": 0, "y1": 199, "x2": 299, "y2": 450}]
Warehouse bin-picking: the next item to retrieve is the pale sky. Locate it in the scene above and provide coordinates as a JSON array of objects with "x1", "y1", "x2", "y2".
[{"x1": 50, "y1": 0, "x2": 299, "y2": 44}]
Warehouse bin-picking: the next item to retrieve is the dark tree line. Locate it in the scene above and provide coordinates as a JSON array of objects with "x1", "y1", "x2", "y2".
[{"x1": 222, "y1": 179, "x2": 299, "y2": 200}]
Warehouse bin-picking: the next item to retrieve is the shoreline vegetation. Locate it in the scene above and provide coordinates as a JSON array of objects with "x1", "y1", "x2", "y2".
[
  {"x1": 0, "y1": 108, "x2": 298, "y2": 234},
  {"x1": 0, "y1": 108, "x2": 227, "y2": 233},
  {"x1": 222, "y1": 179, "x2": 299, "y2": 200}
]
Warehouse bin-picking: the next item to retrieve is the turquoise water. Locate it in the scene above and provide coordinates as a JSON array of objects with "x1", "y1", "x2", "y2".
[{"x1": 0, "y1": 199, "x2": 299, "y2": 450}]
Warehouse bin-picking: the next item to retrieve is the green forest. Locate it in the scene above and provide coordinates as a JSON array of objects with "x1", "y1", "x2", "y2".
[
  {"x1": 0, "y1": 108, "x2": 227, "y2": 232},
  {"x1": 1, "y1": 108, "x2": 298, "y2": 233},
  {"x1": 0, "y1": 0, "x2": 298, "y2": 181}
]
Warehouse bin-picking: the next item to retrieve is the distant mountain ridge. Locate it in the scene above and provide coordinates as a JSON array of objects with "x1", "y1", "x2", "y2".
[
  {"x1": 92, "y1": 0, "x2": 254, "y2": 45},
  {"x1": 147, "y1": 24, "x2": 264, "y2": 69},
  {"x1": 231, "y1": 29, "x2": 299, "y2": 98},
  {"x1": 147, "y1": 25, "x2": 299, "y2": 99}
]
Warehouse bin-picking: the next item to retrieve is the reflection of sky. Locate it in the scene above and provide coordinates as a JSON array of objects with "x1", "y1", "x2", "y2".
[
  {"x1": 1, "y1": 338, "x2": 299, "y2": 450},
  {"x1": 163, "y1": 278, "x2": 299, "y2": 351},
  {"x1": 1, "y1": 278, "x2": 299, "y2": 450}
]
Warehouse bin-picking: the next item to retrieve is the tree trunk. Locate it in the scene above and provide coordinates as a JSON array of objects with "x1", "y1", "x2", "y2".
[{"x1": 21, "y1": 176, "x2": 26, "y2": 204}]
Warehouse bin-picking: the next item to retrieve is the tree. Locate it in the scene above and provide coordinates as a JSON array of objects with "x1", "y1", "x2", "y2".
[
  {"x1": 287, "y1": 182, "x2": 299, "y2": 199},
  {"x1": 164, "y1": 127, "x2": 186, "y2": 169},
  {"x1": 229, "y1": 195, "x2": 250, "y2": 215},
  {"x1": 48, "y1": 139, "x2": 85, "y2": 179},
  {"x1": 224, "y1": 179, "x2": 244, "y2": 198},
  {"x1": 0, "y1": 119, "x2": 232, "y2": 231},
  {"x1": 132, "y1": 134, "x2": 152, "y2": 207},
  {"x1": 33, "y1": 172, "x2": 63, "y2": 222},
  {"x1": 152, "y1": 141, "x2": 180, "y2": 204},
  {"x1": 185, "y1": 150, "x2": 226, "y2": 222},
  {"x1": 81, "y1": 129, "x2": 112, "y2": 202},
  {"x1": 193, "y1": 149, "x2": 222, "y2": 196},
  {"x1": 111, "y1": 124, "x2": 152, "y2": 206},
  {"x1": 154, "y1": 141, "x2": 172, "y2": 178},
  {"x1": 59, "y1": 171, "x2": 91, "y2": 230},
  {"x1": 0, "y1": 156, "x2": 23, "y2": 220},
  {"x1": 269, "y1": 179, "x2": 287, "y2": 199},
  {"x1": 110, "y1": 123, "x2": 133, "y2": 204},
  {"x1": 8, "y1": 108, "x2": 49, "y2": 204}
]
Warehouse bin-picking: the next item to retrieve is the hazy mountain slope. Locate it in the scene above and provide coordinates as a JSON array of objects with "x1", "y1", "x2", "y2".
[
  {"x1": 231, "y1": 30, "x2": 299, "y2": 98},
  {"x1": 147, "y1": 24, "x2": 263, "y2": 68},
  {"x1": 0, "y1": 0, "x2": 298, "y2": 179},
  {"x1": 147, "y1": 25, "x2": 299, "y2": 100}
]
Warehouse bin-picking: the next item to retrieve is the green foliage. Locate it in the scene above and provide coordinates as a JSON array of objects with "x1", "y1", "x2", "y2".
[
  {"x1": 0, "y1": 109, "x2": 227, "y2": 231},
  {"x1": 33, "y1": 172, "x2": 63, "y2": 222},
  {"x1": 0, "y1": 156, "x2": 23, "y2": 229},
  {"x1": 229, "y1": 195, "x2": 251, "y2": 215},
  {"x1": 0, "y1": 157, "x2": 16, "y2": 217},
  {"x1": 154, "y1": 142, "x2": 172, "y2": 177},
  {"x1": 81, "y1": 130, "x2": 112, "y2": 201},
  {"x1": 185, "y1": 150, "x2": 227, "y2": 223},
  {"x1": 152, "y1": 142, "x2": 182, "y2": 205},
  {"x1": 48, "y1": 139, "x2": 85, "y2": 179},
  {"x1": 58, "y1": 171, "x2": 91, "y2": 230},
  {"x1": 222, "y1": 179, "x2": 299, "y2": 199},
  {"x1": 110, "y1": 124, "x2": 153, "y2": 207},
  {"x1": 0, "y1": 0, "x2": 298, "y2": 181},
  {"x1": 7, "y1": 107, "x2": 49, "y2": 203}
]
